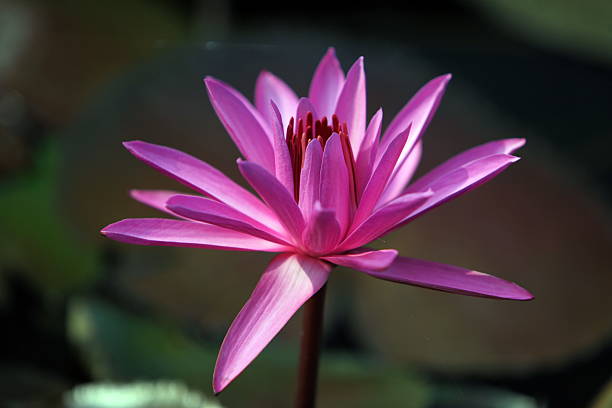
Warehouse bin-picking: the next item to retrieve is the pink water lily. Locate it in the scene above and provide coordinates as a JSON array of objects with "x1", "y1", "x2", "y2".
[{"x1": 101, "y1": 48, "x2": 532, "y2": 394}]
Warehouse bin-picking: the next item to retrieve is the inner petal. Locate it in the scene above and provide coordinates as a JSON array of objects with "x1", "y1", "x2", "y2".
[{"x1": 285, "y1": 111, "x2": 357, "y2": 208}]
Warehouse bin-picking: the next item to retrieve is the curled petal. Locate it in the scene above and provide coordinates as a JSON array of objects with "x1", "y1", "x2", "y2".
[
  {"x1": 205, "y1": 77, "x2": 275, "y2": 172},
  {"x1": 255, "y1": 70, "x2": 298, "y2": 128},
  {"x1": 322, "y1": 248, "x2": 398, "y2": 271},
  {"x1": 213, "y1": 253, "x2": 331, "y2": 393},
  {"x1": 356, "y1": 256, "x2": 533, "y2": 300},
  {"x1": 309, "y1": 47, "x2": 345, "y2": 118},
  {"x1": 101, "y1": 218, "x2": 289, "y2": 252}
]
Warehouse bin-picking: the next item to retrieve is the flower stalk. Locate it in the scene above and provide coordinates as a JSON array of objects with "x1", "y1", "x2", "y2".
[{"x1": 295, "y1": 283, "x2": 327, "y2": 408}]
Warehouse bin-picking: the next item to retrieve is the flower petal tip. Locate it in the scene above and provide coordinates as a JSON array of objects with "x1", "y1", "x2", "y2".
[
  {"x1": 509, "y1": 285, "x2": 534, "y2": 301},
  {"x1": 122, "y1": 140, "x2": 144, "y2": 150},
  {"x1": 509, "y1": 138, "x2": 527, "y2": 152},
  {"x1": 212, "y1": 376, "x2": 228, "y2": 395}
]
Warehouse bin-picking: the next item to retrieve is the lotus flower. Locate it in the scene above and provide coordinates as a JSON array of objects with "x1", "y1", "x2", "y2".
[{"x1": 101, "y1": 48, "x2": 532, "y2": 394}]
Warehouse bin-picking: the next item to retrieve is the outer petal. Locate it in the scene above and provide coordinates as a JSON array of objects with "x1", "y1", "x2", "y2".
[
  {"x1": 322, "y1": 248, "x2": 398, "y2": 271},
  {"x1": 339, "y1": 191, "x2": 433, "y2": 251},
  {"x1": 238, "y1": 160, "x2": 305, "y2": 244},
  {"x1": 123, "y1": 141, "x2": 282, "y2": 231},
  {"x1": 319, "y1": 133, "x2": 350, "y2": 233},
  {"x1": 301, "y1": 202, "x2": 341, "y2": 255},
  {"x1": 379, "y1": 74, "x2": 451, "y2": 163},
  {"x1": 166, "y1": 195, "x2": 290, "y2": 245},
  {"x1": 351, "y1": 125, "x2": 409, "y2": 229},
  {"x1": 270, "y1": 101, "x2": 294, "y2": 194},
  {"x1": 308, "y1": 47, "x2": 345, "y2": 118},
  {"x1": 398, "y1": 154, "x2": 521, "y2": 227},
  {"x1": 355, "y1": 108, "x2": 383, "y2": 198},
  {"x1": 205, "y1": 77, "x2": 275, "y2": 172},
  {"x1": 334, "y1": 57, "x2": 366, "y2": 154},
  {"x1": 101, "y1": 218, "x2": 289, "y2": 252},
  {"x1": 298, "y1": 139, "x2": 323, "y2": 221},
  {"x1": 130, "y1": 189, "x2": 184, "y2": 217},
  {"x1": 255, "y1": 70, "x2": 298, "y2": 128},
  {"x1": 377, "y1": 141, "x2": 422, "y2": 205},
  {"x1": 213, "y1": 253, "x2": 331, "y2": 393},
  {"x1": 356, "y1": 256, "x2": 533, "y2": 300},
  {"x1": 375, "y1": 75, "x2": 451, "y2": 202},
  {"x1": 408, "y1": 138, "x2": 526, "y2": 192}
]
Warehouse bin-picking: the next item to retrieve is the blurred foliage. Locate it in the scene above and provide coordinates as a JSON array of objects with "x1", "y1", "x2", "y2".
[
  {"x1": 66, "y1": 296, "x2": 541, "y2": 407},
  {"x1": 592, "y1": 379, "x2": 612, "y2": 408},
  {"x1": 431, "y1": 386, "x2": 537, "y2": 408},
  {"x1": 65, "y1": 381, "x2": 223, "y2": 408},
  {"x1": 0, "y1": 142, "x2": 98, "y2": 298},
  {"x1": 68, "y1": 297, "x2": 217, "y2": 387},
  {"x1": 466, "y1": 0, "x2": 612, "y2": 63}
]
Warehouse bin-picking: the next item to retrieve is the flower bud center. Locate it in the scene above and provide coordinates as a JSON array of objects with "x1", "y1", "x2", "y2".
[{"x1": 286, "y1": 112, "x2": 357, "y2": 205}]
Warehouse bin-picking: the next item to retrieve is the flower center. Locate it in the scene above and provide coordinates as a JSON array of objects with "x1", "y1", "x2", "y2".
[{"x1": 285, "y1": 112, "x2": 357, "y2": 204}]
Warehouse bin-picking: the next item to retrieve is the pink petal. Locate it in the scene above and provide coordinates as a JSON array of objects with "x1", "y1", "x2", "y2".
[
  {"x1": 334, "y1": 57, "x2": 366, "y2": 154},
  {"x1": 339, "y1": 190, "x2": 433, "y2": 251},
  {"x1": 166, "y1": 194, "x2": 290, "y2": 245},
  {"x1": 238, "y1": 160, "x2": 305, "y2": 244},
  {"x1": 301, "y1": 202, "x2": 341, "y2": 255},
  {"x1": 298, "y1": 139, "x2": 323, "y2": 221},
  {"x1": 322, "y1": 248, "x2": 398, "y2": 271},
  {"x1": 255, "y1": 70, "x2": 298, "y2": 129},
  {"x1": 408, "y1": 138, "x2": 526, "y2": 193},
  {"x1": 204, "y1": 77, "x2": 275, "y2": 173},
  {"x1": 213, "y1": 253, "x2": 331, "y2": 393},
  {"x1": 130, "y1": 189, "x2": 184, "y2": 216},
  {"x1": 355, "y1": 108, "x2": 383, "y2": 199},
  {"x1": 123, "y1": 141, "x2": 282, "y2": 231},
  {"x1": 356, "y1": 256, "x2": 533, "y2": 300},
  {"x1": 319, "y1": 133, "x2": 350, "y2": 233},
  {"x1": 296, "y1": 97, "x2": 318, "y2": 121},
  {"x1": 399, "y1": 153, "x2": 521, "y2": 227},
  {"x1": 270, "y1": 101, "x2": 294, "y2": 194},
  {"x1": 379, "y1": 74, "x2": 451, "y2": 162},
  {"x1": 375, "y1": 75, "x2": 451, "y2": 203},
  {"x1": 377, "y1": 141, "x2": 422, "y2": 205},
  {"x1": 352, "y1": 125, "x2": 409, "y2": 229},
  {"x1": 101, "y1": 218, "x2": 289, "y2": 252},
  {"x1": 308, "y1": 47, "x2": 345, "y2": 118}
]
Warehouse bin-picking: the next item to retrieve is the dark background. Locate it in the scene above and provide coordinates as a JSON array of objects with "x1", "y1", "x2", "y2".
[{"x1": 1, "y1": 0, "x2": 612, "y2": 407}]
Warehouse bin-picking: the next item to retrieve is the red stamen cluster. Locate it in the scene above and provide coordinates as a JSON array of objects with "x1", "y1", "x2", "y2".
[{"x1": 286, "y1": 112, "x2": 357, "y2": 204}]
